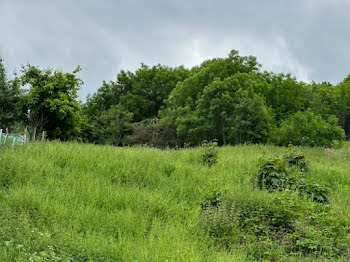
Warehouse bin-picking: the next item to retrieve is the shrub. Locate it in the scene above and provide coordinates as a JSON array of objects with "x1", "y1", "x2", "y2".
[
  {"x1": 300, "y1": 179, "x2": 331, "y2": 204},
  {"x1": 201, "y1": 140, "x2": 218, "y2": 167},
  {"x1": 257, "y1": 156, "x2": 292, "y2": 191},
  {"x1": 257, "y1": 148, "x2": 330, "y2": 203},
  {"x1": 283, "y1": 145, "x2": 308, "y2": 172},
  {"x1": 200, "y1": 190, "x2": 225, "y2": 209},
  {"x1": 274, "y1": 111, "x2": 345, "y2": 147},
  {"x1": 201, "y1": 190, "x2": 350, "y2": 261}
]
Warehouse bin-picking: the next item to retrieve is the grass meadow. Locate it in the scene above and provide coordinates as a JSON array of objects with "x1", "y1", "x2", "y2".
[{"x1": 1, "y1": 142, "x2": 350, "y2": 261}]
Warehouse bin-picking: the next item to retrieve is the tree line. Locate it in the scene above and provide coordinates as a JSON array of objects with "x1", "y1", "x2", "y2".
[{"x1": 0, "y1": 50, "x2": 348, "y2": 147}]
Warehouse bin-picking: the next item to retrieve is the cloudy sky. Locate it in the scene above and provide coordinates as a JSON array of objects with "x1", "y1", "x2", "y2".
[{"x1": 1, "y1": 0, "x2": 350, "y2": 100}]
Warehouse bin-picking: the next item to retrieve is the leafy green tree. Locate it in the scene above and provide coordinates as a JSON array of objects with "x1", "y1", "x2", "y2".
[
  {"x1": 197, "y1": 80, "x2": 272, "y2": 145},
  {"x1": 262, "y1": 72, "x2": 309, "y2": 123},
  {"x1": 83, "y1": 64, "x2": 189, "y2": 144},
  {"x1": 161, "y1": 51, "x2": 263, "y2": 145},
  {"x1": 84, "y1": 64, "x2": 190, "y2": 122},
  {"x1": 228, "y1": 89, "x2": 273, "y2": 144},
  {"x1": 0, "y1": 58, "x2": 21, "y2": 129},
  {"x1": 20, "y1": 65, "x2": 83, "y2": 141},
  {"x1": 309, "y1": 77, "x2": 350, "y2": 138},
  {"x1": 334, "y1": 76, "x2": 350, "y2": 137},
  {"x1": 120, "y1": 64, "x2": 190, "y2": 121},
  {"x1": 171, "y1": 107, "x2": 206, "y2": 146},
  {"x1": 309, "y1": 82, "x2": 337, "y2": 119},
  {"x1": 93, "y1": 105, "x2": 133, "y2": 145},
  {"x1": 274, "y1": 111, "x2": 345, "y2": 147},
  {"x1": 196, "y1": 78, "x2": 237, "y2": 145},
  {"x1": 164, "y1": 50, "x2": 260, "y2": 114},
  {"x1": 169, "y1": 73, "x2": 273, "y2": 145}
]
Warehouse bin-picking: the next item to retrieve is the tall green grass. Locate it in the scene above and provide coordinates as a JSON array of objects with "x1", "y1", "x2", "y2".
[{"x1": 0, "y1": 142, "x2": 350, "y2": 261}]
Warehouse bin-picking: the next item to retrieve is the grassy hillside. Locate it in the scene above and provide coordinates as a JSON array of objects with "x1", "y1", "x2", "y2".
[{"x1": 1, "y1": 142, "x2": 350, "y2": 261}]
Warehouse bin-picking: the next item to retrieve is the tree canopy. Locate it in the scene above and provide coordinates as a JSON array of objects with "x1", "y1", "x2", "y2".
[
  {"x1": 1, "y1": 49, "x2": 350, "y2": 147},
  {"x1": 20, "y1": 65, "x2": 83, "y2": 140},
  {"x1": 0, "y1": 58, "x2": 21, "y2": 129}
]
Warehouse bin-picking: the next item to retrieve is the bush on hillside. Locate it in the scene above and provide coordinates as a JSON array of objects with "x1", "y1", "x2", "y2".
[
  {"x1": 200, "y1": 190, "x2": 224, "y2": 209},
  {"x1": 257, "y1": 147, "x2": 330, "y2": 203},
  {"x1": 201, "y1": 191, "x2": 350, "y2": 261},
  {"x1": 273, "y1": 111, "x2": 345, "y2": 147},
  {"x1": 201, "y1": 140, "x2": 219, "y2": 167},
  {"x1": 283, "y1": 145, "x2": 308, "y2": 172},
  {"x1": 201, "y1": 149, "x2": 342, "y2": 260}
]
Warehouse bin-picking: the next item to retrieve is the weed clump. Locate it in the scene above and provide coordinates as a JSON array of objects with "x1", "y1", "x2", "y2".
[
  {"x1": 257, "y1": 146, "x2": 329, "y2": 203},
  {"x1": 200, "y1": 190, "x2": 225, "y2": 209},
  {"x1": 201, "y1": 140, "x2": 218, "y2": 167},
  {"x1": 283, "y1": 145, "x2": 308, "y2": 172}
]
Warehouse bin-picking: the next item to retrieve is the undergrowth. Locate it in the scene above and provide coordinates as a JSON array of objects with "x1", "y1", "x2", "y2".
[{"x1": 201, "y1": 146, "x2": 350, "y2": 261}]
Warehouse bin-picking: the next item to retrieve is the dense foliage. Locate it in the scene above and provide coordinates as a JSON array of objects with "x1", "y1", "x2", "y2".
[
  {"x1": 274, "y1": 111, "x2": 345, "y2": 147},
  {"x1": 20, "y1": 65, "x2": 83, "y2": 141},
  {"x1": 201, "y1": 148, "x2": 347, "y2": 261},
  {"x1": 1, "y1": 50, "x2": 350, "y2": 146},
  {"x1": 0, "y1": 59, "x2": 21, "y2": 129}
]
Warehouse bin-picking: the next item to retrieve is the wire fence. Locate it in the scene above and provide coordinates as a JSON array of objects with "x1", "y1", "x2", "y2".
[
  {"x1": 0, "y1": 129, "x2": 47, "y2": 148},
  {"x1": 0, "y1": 129, "x2": 28, "y2": 148}
]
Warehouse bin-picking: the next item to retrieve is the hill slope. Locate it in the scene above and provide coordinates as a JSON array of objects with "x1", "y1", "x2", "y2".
[{"x1": 0, "y1": 142, "x2": 350, "y2": 261}]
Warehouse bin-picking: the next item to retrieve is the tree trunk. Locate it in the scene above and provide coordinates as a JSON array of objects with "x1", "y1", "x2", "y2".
[
  {"x1": 221, "y1": 117, "x2": 226, "y2": 145},
  {"x1": 29, "y1": 125, "x2": 37, "y2": 142}
]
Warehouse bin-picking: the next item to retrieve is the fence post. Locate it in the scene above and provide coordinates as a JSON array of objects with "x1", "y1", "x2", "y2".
[
  {"x1": 12, "y1": 137, "x2": 16, "y2": 148},
  {"x1": 0, "y1": 129, "x2": 2, "y2": 145},
  {"x1": 33, "y1": 127, "x2": 36, "y2": 142},
  {"x1": 4, "y1": 128, "x2": 8, "y2": 145},
  {"x1": 42, "y1": 131, "x2": 45, "y2": 141}
]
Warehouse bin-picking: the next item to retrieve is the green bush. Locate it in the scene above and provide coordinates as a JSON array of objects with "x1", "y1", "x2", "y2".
[
  {"x1": 257, "y1": 148, "x2": 330, "y2": 203},
  {"x1": 197, "y1": 149, "x2": 338, "y2": 260},
  {"x1": 201, "y1": 190, "x2": 350, "y2": 261},
  {"x1": 300, "y1": 179, "x2": 331, "y2": 204},
  {"x1": 257, "y1": 156, "x2": 293, "y2": 191},
  {"x1": 283, "y1": 145, "x2": 308, "y2": 172},
  {"x1": 201, "y1": 140, "x2": 218, "y2": 167},
  {"x1": 200, "y1": 190, "x2": 225, "y2": 209},
  {"x1": 274, "y1": 111, "x2": 345, "y2": 147},
  {"x1": 257, "y1": 147, "x2": 307, "y2": 192}
]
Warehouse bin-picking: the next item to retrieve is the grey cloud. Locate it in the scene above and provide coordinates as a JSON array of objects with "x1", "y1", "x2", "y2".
[{"x1": 1, "y1": 0, "x2": 350, "y2": 100}]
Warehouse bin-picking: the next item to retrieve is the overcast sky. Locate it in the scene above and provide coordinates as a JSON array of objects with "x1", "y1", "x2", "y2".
[{"x1": 1, "y1": 0, "x2": 350, "y2": 100}]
